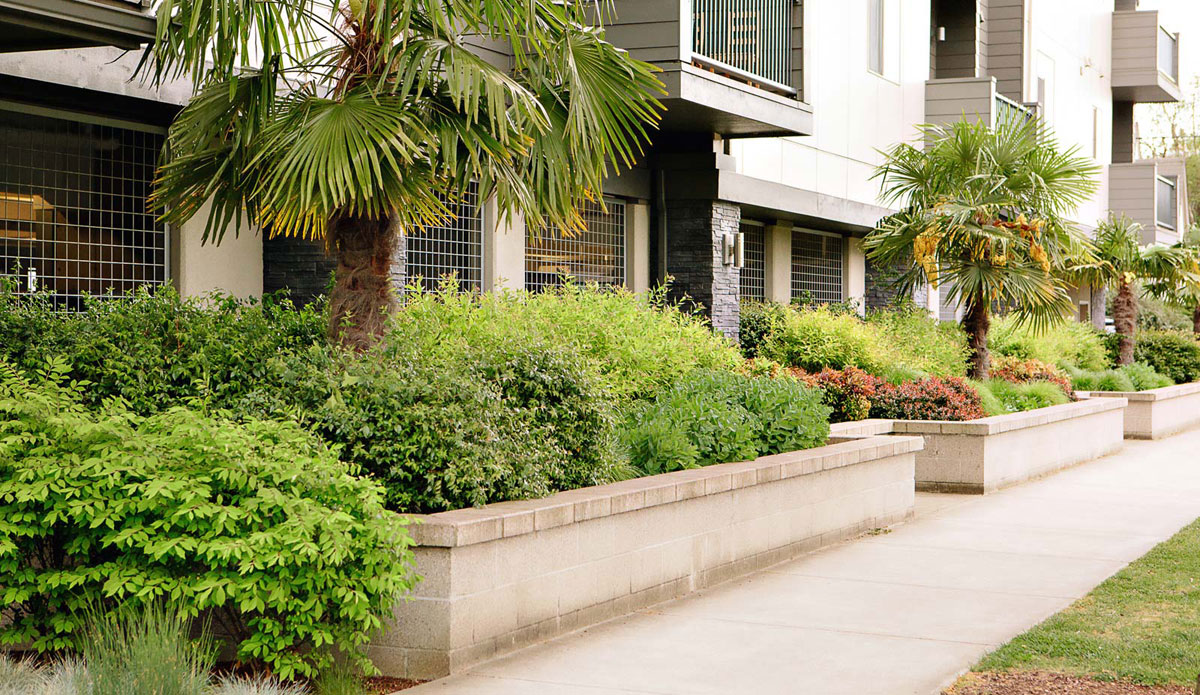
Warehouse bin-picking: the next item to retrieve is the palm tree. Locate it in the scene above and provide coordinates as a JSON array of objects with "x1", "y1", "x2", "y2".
[
  {"x1": 1141, "y1": 224, "x2": 1200, "y2": 338},
  {"x1": 864, "y1": 118, "x2": 1099, "y2": 379},
  {"x1": 1073, "y1": 215, "x2": 1199, "y2": 364},
  {"x1": 140, "y1": 0, "x2": 663, "y2": 349}
]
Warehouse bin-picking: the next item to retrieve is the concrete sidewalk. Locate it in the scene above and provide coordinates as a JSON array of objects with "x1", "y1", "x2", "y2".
[{"x1": 402, "y1": 429, "x2": 1200, "y2": 695}]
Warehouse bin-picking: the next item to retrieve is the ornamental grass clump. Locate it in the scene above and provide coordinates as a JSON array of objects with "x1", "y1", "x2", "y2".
[{"x1": 0, "y1": 360, "x2": 415, "y2": 680}]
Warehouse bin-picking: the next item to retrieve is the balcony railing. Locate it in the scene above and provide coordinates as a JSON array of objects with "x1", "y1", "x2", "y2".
[
  {"x1": 994, "y1": 93, "x2": 1037, "y2": 128},
  {"x1": 691, "y1": 0, "x2": 794, "y2": 95},
  {"x1": 1159, "y1": 27, "x2": 1179, "y2": 83},
  {"x1": 1156, "y1": 175, "x2": 1178, "y2": 230}
]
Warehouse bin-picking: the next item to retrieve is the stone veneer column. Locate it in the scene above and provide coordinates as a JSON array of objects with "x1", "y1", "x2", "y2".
[{"x1": 664, "y1": 199, "x2": 741, "y2": 339}]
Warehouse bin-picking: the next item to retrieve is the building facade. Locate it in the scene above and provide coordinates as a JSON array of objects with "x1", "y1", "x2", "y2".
[{"x1": 0, "y1": 0, "x2": 1188, "y2": 335}]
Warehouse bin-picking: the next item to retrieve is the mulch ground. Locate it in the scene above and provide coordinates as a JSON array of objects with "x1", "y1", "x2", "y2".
[
  {"x1": 947, "y1": 672, "x2": 1195, "y2": 695},
  {"x1": 364, "y1": 675, "x2": 424, "y2": 693}
]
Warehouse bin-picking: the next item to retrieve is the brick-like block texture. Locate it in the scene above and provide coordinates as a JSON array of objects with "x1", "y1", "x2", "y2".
[
  {"x1": 1087, "y1": 382, "x2": 1200, "y2": 439},
  {"x1": 370, "y1": 436, "x2": 922, "y2": 680},
  {"x1": 665, "y1": 200, "x2": 741, "y2": 339},
  {"x1": 865, "y1": 256, "x2": 926, "y2": 311}
]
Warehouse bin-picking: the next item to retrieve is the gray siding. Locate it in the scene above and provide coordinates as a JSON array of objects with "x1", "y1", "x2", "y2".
[
  {"x1": 1111, "y1": 10, "x2": 1162, "y2": 89},
  {"x1": 985, "y1": 0, "x2": 1024, "y2": 101},
  {"x1": 607, "y1": 0, "x2": 684, "y2": 67},
  {"x1": 925, "y1": 77, "x2": 994, "y2": 128},
  {"x1": 1109, "y1": 162, "x2": 1157, "y2": 236}
]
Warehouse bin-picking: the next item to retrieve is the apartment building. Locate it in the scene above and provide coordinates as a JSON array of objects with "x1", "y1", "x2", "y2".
[{"x1": 0, "y1": 0, "x2": 1189, "y2": 333}]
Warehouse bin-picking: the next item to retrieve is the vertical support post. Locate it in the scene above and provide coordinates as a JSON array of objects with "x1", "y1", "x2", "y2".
[
  {"x1": 764, "y1": 221, "x2": 792, "y2": 304},
  {"x1": 483, "y1": 197, "x2": 525, "y2": 291},
  {"x1": 626, "y1": 201, "x2": 652, "y2": 292},
  {"x1": 845, "y1": 236, "x2": 866, "y2": 315}
]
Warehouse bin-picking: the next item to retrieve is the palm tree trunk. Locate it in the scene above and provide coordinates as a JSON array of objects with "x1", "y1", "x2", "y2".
[
  {"x1": 1113, "y1": 280, "x2": 1138, "y2": 366},
  {"x1": 1193, "y1": 303, "x2": 1200, "y2": 338},
  {"x1": 964, "y1": 297, "x2": 991, "y2": 380},
  {"x1": 325, "y1": 211, "x2": 398, "y2": 350}
]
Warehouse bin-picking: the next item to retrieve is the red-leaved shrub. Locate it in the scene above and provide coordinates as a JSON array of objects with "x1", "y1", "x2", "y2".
[
  {"x1": 792, "y1": 367, "x2": 884, "y2": 422},
  {"x1": 990, "y1": 355, "x2": 1076, "y2": 399},
  {"x1": 870, "y1": 376, "x2": 986, "y2": 421}
]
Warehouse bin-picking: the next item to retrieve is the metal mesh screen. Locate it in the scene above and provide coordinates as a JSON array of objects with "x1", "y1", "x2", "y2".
[
  {"x1": 790, "y1": 230, "x2": 843, "y2": 303},
  {"x1": 403, "y1": 182, "x2": 483, "y2": 292},
  {"x1": 0, "y1": 109, "x2": 166, "y2": 308},
  {"x1": 525, "y1": 198, "x2": 626, "y2": 291},
  {"x1": 739, "y1": 222, "x2": 766, "y2": 300}
]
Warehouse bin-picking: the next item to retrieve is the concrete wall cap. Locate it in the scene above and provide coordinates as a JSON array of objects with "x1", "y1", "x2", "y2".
[
  {"x1": 1086, "y1": 381, "x2": 1200, "y2": 402},
  {"x1": 402, "y1": 434, "x2": 924, "y2": 547}
]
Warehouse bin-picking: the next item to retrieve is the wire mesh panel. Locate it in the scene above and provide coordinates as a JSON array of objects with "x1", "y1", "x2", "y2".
[
  {"x1": 0, "y1": 109, "x2": 166, "y2": 308},
  {"x1": 790, "y1": 230, "x2": 843, "y2": 303},
  {"x1": 403, "y1": 182, "x2": 483, "y2": 292},
  {"x1": 739, "y1": 222, "x2": 766, "y2": 300},
  {"x1": 525, "y1": 198, "x2": 626, "y2": 291}
]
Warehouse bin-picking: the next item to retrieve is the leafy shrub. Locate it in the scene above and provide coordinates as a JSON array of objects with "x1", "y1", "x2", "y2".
[
  {"x1": 760, "y1": 305, "x2": 890, "y2": 374},
  {"x1": 869, "y1": 376, "x2": 986, "y2": 421},
  {"x1": 619, "y1": 370, "x2": 830, "y2": 475},
  {"x1": 793, "y1": 367, "x2": 884, "y2": 422},
  {"x1": 389, "y1": 283, "x2": 742, "y2": 401},
  {"x1": 865, "y1": 302, "x2": 969, "y2": 377},
  {"x1": 1122, "y1": 361, "x2": 1174, "y2": 390},
  {"x1": 990, "y1": 355, "x2": 1075, "y2": 398},
  {"x1": 989, "y1": 315, "x2": 1108, "y2": 370},
  {"x1": 972, "y1": 379, "x2": 1070, "y2": 415},
  {"x1": 1069, "y1": 362, "x2": 1173, "y2": 392},
  {"x1": 738, "y1": 301, "x2": 789, "y2": 358},
  {"x1": 0, "y1": 362, "x2": 415, "y2": 679},
  {"x1": 0, "y1": 287, "x2": 326, "y2": 414},
  {"x1": 1132, "y1": 330, "x2": 1200, "y2": 384}
]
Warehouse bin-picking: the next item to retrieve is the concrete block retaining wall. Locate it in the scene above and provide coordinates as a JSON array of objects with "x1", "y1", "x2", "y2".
[
  {"x1": 1083, "y1": 382, "x2": 1200, "y2": 440},
  {"x1": 370, "y1": 435, "x2": 923, "y2": 680},
  {"x1": 892, "y1": 398, "x2": 1128, "y2": 493}
]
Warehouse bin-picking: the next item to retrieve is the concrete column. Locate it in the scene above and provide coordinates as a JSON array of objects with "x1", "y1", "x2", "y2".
[
  {"x1": 1112, "y1": 101, "x2": 1135, "y2": 164},
  {"x1": 626, "y1": 201, "x2": 651, "y2": 292},
  {"x1": 845, "y1": 237, "x2": 867, "y2": 315},
  {"x1": 178, "y1": 199, "x2": 263, "y2": 299},
  {"x1": 764, "y1": 221, "x2": 792, "y2": 304},
  {"x1": 484, "y1": 199, "x2": 525, "y2": 291},
  {"x1": 925, "y1": 283, "x2": 941, "y2": 318},
  {"x1": 664, "y1": 199, "x2": 741, "y2": 339}
]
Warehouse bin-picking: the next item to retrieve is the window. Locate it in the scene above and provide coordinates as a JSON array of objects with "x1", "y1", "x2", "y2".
[
  {"x1": 790, "y1": 230, "x2": 843, "y2": 303},
  {"x1": 402, "y1": 182, "x2": 483, "y2": 292},
  {"x1": 525, "y1": 198, "x2": 626, "y2": 291},
  {"x1": 1157, "y1": 175, "x2": 1178, "y2": 231},
  {"x1": 0, "y1": 108, "x2": 166, "y2": 309},
  {"x1": 739, "y1": 221, "x2": 766, "y2": 301},
  {"x1": 868, "y1": 0, "x2": 884, "y2": 74}
]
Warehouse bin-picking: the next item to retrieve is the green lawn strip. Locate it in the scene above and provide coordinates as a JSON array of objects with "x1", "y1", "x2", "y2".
[{"x1": 973, "y1": 516, "x2": 1200, "y2": 686}]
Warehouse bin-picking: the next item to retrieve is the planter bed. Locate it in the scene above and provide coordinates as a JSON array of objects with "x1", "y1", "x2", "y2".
[
  {"x1": 369, "y1": 434, "x2": 923, "y2": 680},
  {"x1": 891, "y1": 398, "x2": 1127, "y2": 494},
  {"x1": 1081, "y1": 382, "x2": 1200, "y2": 440}
]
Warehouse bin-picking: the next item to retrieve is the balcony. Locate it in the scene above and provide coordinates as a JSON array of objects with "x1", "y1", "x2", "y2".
[
  {"x1": 0, "y1": 0, "x2": 154, "y2": 53},
  {"x1": 605, "y1": 0, "x2": 811, "y2": 137},
  {"x1": 1111, "y1": 10, "x2": 1181, "y2": 103},
  {"x1": 1110, "y1": 158, "x2": 1191, "y2": 246},
  {"x1": 925, "y1": 77, "x2": 1037, "y2": 130}
]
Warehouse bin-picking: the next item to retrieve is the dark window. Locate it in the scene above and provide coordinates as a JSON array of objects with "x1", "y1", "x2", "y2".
[
  {"x1": 739, "y1": 222, "x2": 766, "y2": 300},
  {"x1": 790, "y1": 230, "x2": 844, "y2": 303},
  {"x1": 526, "y1": 198, "x2": 626, "y2": 291}
]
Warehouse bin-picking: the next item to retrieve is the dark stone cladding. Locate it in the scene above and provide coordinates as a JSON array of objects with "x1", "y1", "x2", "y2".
[
  {"x1": 263, "y1": 234, "x2": 408, "y2": 306},
  {"x1": 664, "y1": 200, "x2": 741, "y2": 340}
]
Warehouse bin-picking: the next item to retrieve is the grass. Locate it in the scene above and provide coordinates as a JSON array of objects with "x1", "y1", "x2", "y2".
[{"x1": 972, "y1": 516, "x2": 1200, "y2": 686}]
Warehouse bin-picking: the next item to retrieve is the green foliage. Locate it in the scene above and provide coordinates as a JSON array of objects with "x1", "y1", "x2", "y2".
[
  {"x1": 0, "y1": 286, "x2": 326, "y2": 414},
  {"x1": 0, "y1": 362, "x2": 415, "y2": 680},
  {"x1": 761, "y1": 306, "x2": 885, "y2": 373},
  {"x1": 213, "y1": 677, "x2": 308, "y2": 695},
  {"x1": 989, "y1": 314, "x2": 1109, "y2": 370},
  {"x1": 82, "y1": 603, "x2": 213, "y2": 695},
  {"x1": 972, "y1": 379, "x2": 1070, "y2": 415},
  {"x1": 1130, "y1": 330, "x2": 1200, "y2": 384},
  {"x1": 865, "y1": 302, "x2": 970, "y2": 377},
  {"x1": 389, "y1": 283, "x2": 743, "y2": 401},
  {"x1": 1069, "y1": 362, "x2": 1175, "y2": 392},
  {"x1": 738, "y1": 301, "x2": 789, "y2": 359},
  {"x1": 619, "y1": 371, "x2": 830, "y2": 475},
  {"x1": 868, "y1": 376, "x2": 986, "y2": 421},
  {"x1": 311, "y1": 663, "x2": 367, "y2": 695}
]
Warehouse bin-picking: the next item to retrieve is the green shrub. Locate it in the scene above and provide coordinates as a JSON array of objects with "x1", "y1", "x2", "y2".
[
  {"x1": 989, "y1": 315, "x2": 1108, "y2": 370},
  {"x1": 1122, "y1": 362, "x2": 1174, "y2": 391},
  {"x1": 0, "y1": 287, "x2": 326, "y2": 414},
  {"x1": 389, "y1": 283, "x2": 742, "y2": 401},
  {"x1": 973, "y1": 379, "x2": 1071, "y2": 414},
  {"x1": 619, "y1": 370, "x2": 830, "y2": 475},
  {"x1": 760, "y1": 306, "x2": 889, "y2": 373},
  {"x1": 82, "y1": 603, "x2": 213, "y2": 695},
  {"x1": 1132, "y1": 330, "x2": 1200, "y2": 384},
  {"x1": 738, "y1": 301, "x2": 789, "y2": 358},
  {"x1": 1069, "y1": 362, "x2": 1173, "y2": 392},
  {"x1": 0, "y1": 362, "x2": 415, "y2": 679},
  {"x1": 865, "y1": 302, "x2": 969, "y2": 377}
]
